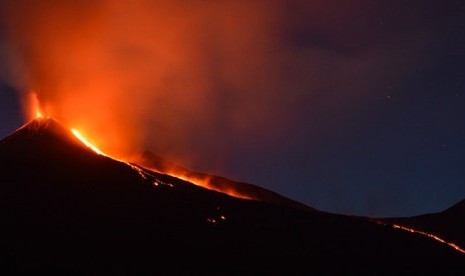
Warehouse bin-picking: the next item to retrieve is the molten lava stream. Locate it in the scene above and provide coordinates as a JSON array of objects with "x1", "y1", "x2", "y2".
[
  {"x1": 29, "y1": 93, "x2": 253, "y2": 200},
  {"x1": 375, "y1": 221, "x2": 465, "y2": 255},
  {"x1": 71, "y1": 129, "x2": 106, "y2": 156},
  {"x1": 391, "y1": 224, "x2": 465, "y2": 254},
  {"x1": 70, "y1": 129, "x2": 152, "y2": 179}
]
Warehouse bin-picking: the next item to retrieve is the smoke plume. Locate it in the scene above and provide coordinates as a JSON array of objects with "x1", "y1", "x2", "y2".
[{"x1": 0, "y1": 0, "x2": 459, "y2": 185}]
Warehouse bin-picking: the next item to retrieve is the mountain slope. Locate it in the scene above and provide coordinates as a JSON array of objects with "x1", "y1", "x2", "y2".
[
  {"x1": 0, "y1": 119, "x2": 463, "y2": 274},
  {"x1": 382, "y1": 199, "x2": 465, "y2": 249},
  {"x1": 134, "y1": 150, "x2": 315, "y2": 211}
]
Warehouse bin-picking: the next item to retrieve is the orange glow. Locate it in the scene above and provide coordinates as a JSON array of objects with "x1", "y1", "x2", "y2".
[
  {"x1": 161, "y1": 167, "x2": 253, "y2": 200},
  {"x1": 5, "y1": 1, "x2": 409, "y2": 206},
  {"x1": 68, "y1": 125, "x2": 252, "y2": 200},
  {"x1": 25, "y1": 88, "x2": 265, "y2": 201},
  {"x1": 6, "y1": 1, "x2": 290, "y2": 167},
  {"x1": 28, "y1": 92, "x2": 45, "y2": 120},
  {"x1": 68, "y1": 125, "x2": 249, "y2": 200},
  {"x1": 71, "y1": 128, "x2": 163, "y2": 182},
  {"x1": 71, "y1": 129, "x2": 106, "y2": 156}
]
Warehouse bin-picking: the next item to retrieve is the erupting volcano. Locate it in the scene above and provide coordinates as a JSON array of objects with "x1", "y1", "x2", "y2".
[
  {"x1": 27, "y1": 96, "x2": 311, "y2": 209},
  {"x1": 1, "y1": 0, "x2": 464, "y2": 272},
  {"x1": 0, "y1": 114, "x2": 464, "y2": 274}
]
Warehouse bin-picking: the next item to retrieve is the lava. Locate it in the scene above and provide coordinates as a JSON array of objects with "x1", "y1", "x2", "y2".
[
  {"x1": 70, "y1": 128, "x2": 155, "y2": 181},
  {"x1": 71, "y1": 129, "x2": 106, "y2": 156},
  {"x1": 25, "y1": 88, "x2": 255, "y2": 200},
  {"x1": 376, "y1": 221, "x2": 465, "y2": 255},
  {"x1": 70, "y1": 126, "x2": 250, "y2": 199},
  {"x1": 155, "y1": 167, "x2": 253, "y2": 200},
  {"x1": 391, "y1": 224, "x2": 465, "y2": 254},
  {"x1": 17, "y1": 98, "x2": 465, "y2": 256}
]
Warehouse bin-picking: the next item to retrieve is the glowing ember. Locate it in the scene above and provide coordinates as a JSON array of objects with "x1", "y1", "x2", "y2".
[
  {"x1": 127, "y1": 163, "x2": 148, "y2": 179},
  {"x1": 71, "y1": 129, "x2": 106, "y2": 156},
  {"x1": 153, "y1": 179, "x2": 174, "y2": 188},
  {"x1": 207, "y1": 218, "x2": 217, "y2": 223}
]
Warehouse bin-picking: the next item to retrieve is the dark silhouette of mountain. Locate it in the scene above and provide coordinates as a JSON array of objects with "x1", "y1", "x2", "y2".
[
  {"x1": 0, "y1": 118, "x2": 463, "y2": 274},
  {"x1": 133, "y1": 150, "x2": 315, "y2": 211},
  {"x1": 382, "y1": 199, "x2": 465, "y2": 249}
]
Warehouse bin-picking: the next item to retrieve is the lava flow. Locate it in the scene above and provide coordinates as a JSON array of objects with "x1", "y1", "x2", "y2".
[
  {"x1": 69, "y1": 124, "x2": 254, "y2": 200},
  {"x1": 161, "y1": 168, "x2": 253, "y2": 200},
  {"x1": 28, "y1": 94, "x2": 253, "y2": 200},
  {"x1": 376, "y1": 221, "x2": 465, "y2": 255},
  {"x1": 69, "y1": 127, "x2": 251, "y2": 199},
  {"x1": 392, "y1": 224, "x2": 465, "y2": 254},
  {"x1": 71, "y1": 129, "x2": 106, "y2": 156}
]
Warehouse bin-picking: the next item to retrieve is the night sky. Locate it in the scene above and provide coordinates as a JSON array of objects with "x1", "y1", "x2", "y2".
[{"x1": 1, "y1": 1, "x2": 464, "y2": 217}]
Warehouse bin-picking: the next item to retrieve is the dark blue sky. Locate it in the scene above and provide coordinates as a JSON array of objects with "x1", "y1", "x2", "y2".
[{"x1": 1, "y1": 1, "x2": 464, "y2": 217}]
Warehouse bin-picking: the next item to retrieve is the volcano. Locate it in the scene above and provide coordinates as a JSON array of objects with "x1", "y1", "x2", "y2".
[{"x1": 0, "y1": 118, "x2": 464, "y2": 274}]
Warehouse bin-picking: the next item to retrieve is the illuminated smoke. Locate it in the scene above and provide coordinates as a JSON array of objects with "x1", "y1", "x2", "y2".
[
  {"x1": 0, "y1": 1, "x2": 287, "y2": 167},
  {"x1": 0, "y1": 0, "x2": 451, "y2": 178}
]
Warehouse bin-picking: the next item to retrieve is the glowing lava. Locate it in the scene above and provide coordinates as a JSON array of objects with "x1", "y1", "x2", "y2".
[
  {"x1": 155, "y1": 167, "x2": 253, "y2": 200},
  {"x1": 36, "y1": 110, "x2": 43, "y2": 119},
  {"x1": 26, "y1": 92, "x2": 254, "y2": 200},
  {"x1": 71, "y1": 129, "x2": 106, "y2": 156},
  {"x1": 392, "y1": 224, "x2": 465, "y2": 254},
  {"x1": 70, "y1": 127, "x2": 233, "y2": 197},
  {"x1": 375, "y1": 221, "x2": 465, "y2": 255},
  {"x1": 71, "y1": 128, "x2": 157, "y2": 181}
]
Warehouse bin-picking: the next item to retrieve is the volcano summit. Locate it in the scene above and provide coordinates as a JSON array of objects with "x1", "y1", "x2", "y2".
[{"x1": 0, "y1": 118, "x2": 463, "y2": 274}]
